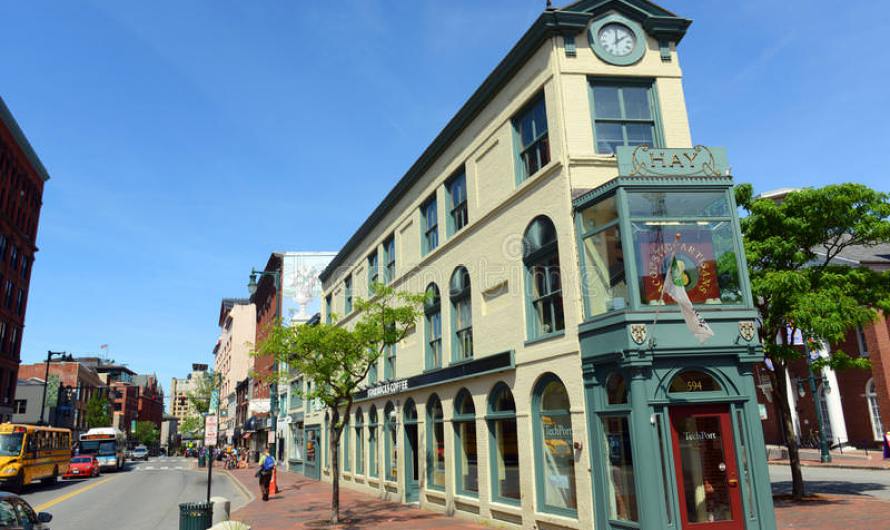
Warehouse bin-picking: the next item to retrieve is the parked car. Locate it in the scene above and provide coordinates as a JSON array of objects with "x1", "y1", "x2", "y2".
[
  {"x1": 0, "y1": 492, "x2": 52, "y2": 528},
  {"x1": 130, "y1": 445, "x2": 149, "y2": 461},
  {"x1": 63, "y1": 456, "x2": 100, "y2": 479}
]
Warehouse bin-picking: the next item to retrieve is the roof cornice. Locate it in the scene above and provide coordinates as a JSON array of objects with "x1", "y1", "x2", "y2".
[{"x1": 0, "y1": 96, "x2": 50, "y2": 182}]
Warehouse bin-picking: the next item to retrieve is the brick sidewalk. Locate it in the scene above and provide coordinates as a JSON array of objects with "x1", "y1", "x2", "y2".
[
  {"x1": 228, "y1": 467, "x2": 890, "y2": 529},
  {"x1": 228, "y1": 467, "x2": 485, "y2": 529}
]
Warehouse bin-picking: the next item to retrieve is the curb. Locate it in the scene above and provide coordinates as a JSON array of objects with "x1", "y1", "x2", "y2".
[
  {"x1": 768, "y1": 461, "x2": 890, "y2": 471},
  {"x1": 224, "y1": 470, "x2": 255, "y2": 508}
]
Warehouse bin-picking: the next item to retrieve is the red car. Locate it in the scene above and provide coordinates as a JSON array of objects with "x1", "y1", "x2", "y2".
[{"x1": 63, "y1": 456, "x2": 100, "y2": 479}]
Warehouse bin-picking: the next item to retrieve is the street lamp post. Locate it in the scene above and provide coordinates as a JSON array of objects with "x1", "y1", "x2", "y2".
[
  {"x1": 804, "y1": 341, "x2": 832, "y2": 463},
  {"x1": 247, "y1": 267, "x2": 282, "y2": 461},
  {"x1": 39, "y1": 351, "x2": 73, "y2": 426}
]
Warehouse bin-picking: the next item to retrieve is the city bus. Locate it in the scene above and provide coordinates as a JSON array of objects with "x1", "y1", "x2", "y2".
[
  {"x1": 78, "y1": 428, "x2": 126, "y2": 471},
  {"x1": 0, "y1": 423, "x2": 72, "y2": 492}
]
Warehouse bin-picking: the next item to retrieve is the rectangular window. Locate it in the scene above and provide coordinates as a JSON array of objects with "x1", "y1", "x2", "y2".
[
  {"x1": 446, "y1": 170, "x2": 468, "y2": 235},
  {"x1": 15, "y1": 289, "x2": 23, "y2": 316},
  {"x1": 421, "y1": 195, "x2": 438, "y2": 255},
  {"x1": 367, "y1": 251, "x2": 379, "y2": 294},
  {"x1": 4, "y1": 281, "x2": 12, "y2": 309},
  {"x1": 13, "y1": 400, "x2": 25, "y2": 414},
  {"x1": 384, "y1": 343, "x2": 396, "y2": 380},
  {"x1": 290, "y1": 379, "x2": 303, "y2": 409},
  {"x1": 0, "y1": 235, "x2": 6, "y2": 261},
  {"x1": 602, "y1": 415, "x2": 638, "y2": 522},
  {"x1": 344, "y1": 276, "x2": 353, "y2": 314},
  {"x1": 20, "y1": 257, "x2": 28, "y2": 280},
  {"x1": 857, "y1": 326, "x2": 869, "y2": 357},
  {"x1": 368, "y1": 353, "x2": 378, "y2": 385},
  {"x1": 426, "y1": 310, "x2": 442, "y2": 370},
  {"x1": 513, "y1": 94, "x2": 550, "y2": 182},
  {"x1": 383, "y1": 235, "x2": 395, "y2": 284},
  {"x1": 590, "y1": 80, "x2": 658, "y2": 154},
  {"x1": 9, "y1": 247, "x2": 17, "y2": 269},
  {"x1": 453, "y1": 297, "x2": 473, "y2": 361},
  {"x1": 0, "y1": 322, "x2": 6, "y2": 355}
]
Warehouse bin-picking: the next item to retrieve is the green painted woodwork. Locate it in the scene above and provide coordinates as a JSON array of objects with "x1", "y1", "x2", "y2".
[
  {"x1": 588, "y1": 78, "x2": 664, "y2": 155},
  {"x1": 616, "y1": 145, "x2": 729, "y2": 177},
  {"x1": 587, "y1": 13, "x2": 647, "y2": 66},
  {"x1": 383, "y1": 235, "x2": 395, "y2": 285},
  {"x1": 367, "y1": 251, "x2": 379, "y2": 293},
  {"x1": 421, "y1": 194, "x2": 439, "y2": 256},
  {"x1": 576, "y1": 172, "x2": 776, "y2": 529},
  {"x1": 369, "y1": 406, "x2": 379, "y2": 478},
  {"x1": 531, "y1": 373, "x2": 578, "y2": 517},
  {"x1": 452, "y1": 389, "x2": 478, "y2": 498},
  {"x1": 425, "y1": 394, "x2": 445, "y2": 491},
  {"x1": 403, "y1": 399, "x2": 420, "y2": 502},
  {"x1": 304, "y1": 424, "x2": 321, "y2": 480},
  {"x1": 344, "y1": 274, "x2": 353, "y2": 314},
  {"x1": 512, "y1": 92, "x2": 550, "y2": 185},
  {"x1": 319, "y1": 0, "x2": 690, "y2": 284},
  {"x1": 342, "y1": 417, "x2": 350, "y2": 472},
  {"x1": 523, "y1": 216, "x2": 565, "y2": 341},
  {"x1": 445, "y1": 169, "x2": 468, "y2": 237},
  {"x1": 425, "y1": 283, "x2": 443, "y2": 371},
  {"x1": 564, "y1": 34, "x2": 577, "y2": 57},
  {"x1": 486, "y1": 383, "x2": 521, "y2": 506},
  {"x1": 450, "y1": 267, "x2": 473, "y2": 362},
  {"x1": 355, "y1": 409, "x2": 364, "y2": 476}
]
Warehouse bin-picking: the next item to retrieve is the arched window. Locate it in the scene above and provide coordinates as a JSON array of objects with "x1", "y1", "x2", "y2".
[
  {"x1": 354, "y1": 408, "x2": 364, "y2": 476},
  {"x1": 454, "y1": 389, "x2": 478, "y2": 496},
  {"x1": 342, "y1": 415, "x2": 350, "y2": 473},
  {"x1": 384, "y1": 402, "x2": 397, "y2": 481},
  {"x1": 426, "y1": 394, "x2": 445, "y2": 490},
  {"x1": 450, "y1": 267, "x2": 473, "y2": 360},
  {"x1": 425, "y1": 283, "x2": 443, "y2": 370},
  {"x1": 867, "y1": 379, "x2": 884, "y2": 441},
  {"x1": 368, "y1": 405, "x2": 379, "y2": 478},
  {"x1": 669, "y1": 370, "x2": 721, "y2": 393},
  {"x1": 487, "y1": 383, "x2": 520, "y2": 503},
  {"x1": 533, "y1": 375, "x2": 577, "y2": 514},
  {"x1": 524, "y1": 217, "x2": 564, "y2": 338}
]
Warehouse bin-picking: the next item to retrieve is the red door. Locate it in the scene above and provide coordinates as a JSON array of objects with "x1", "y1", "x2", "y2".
[{"x1": 670, "y1": 405, "x2": 745, "y2": 530}]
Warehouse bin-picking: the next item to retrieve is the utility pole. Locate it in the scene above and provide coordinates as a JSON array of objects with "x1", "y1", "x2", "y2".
[
  {"x1": 804, "y1": 341, "x2": 832, "y2": 463},
  {"x1": 207, "y1": 372, "x2": 221, "y2": 503}
]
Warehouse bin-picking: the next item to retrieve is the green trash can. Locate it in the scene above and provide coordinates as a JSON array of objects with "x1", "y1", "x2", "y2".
[{"x1": 179, "y1": 501, "x2": 213, "y2": 530}]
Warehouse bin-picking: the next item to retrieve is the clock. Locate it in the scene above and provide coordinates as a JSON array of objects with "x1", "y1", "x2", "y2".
[
  {"x1": 598, "y1": 23, "x2": 636, "y2": 57},
  {"x1": 588, "y1": 15, "x2": 646, "y2": 66}
]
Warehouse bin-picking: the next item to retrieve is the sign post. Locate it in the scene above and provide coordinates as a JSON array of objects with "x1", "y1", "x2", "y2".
[{"x1": 204, "y1": 414, "x2": 218, "y2": 503}]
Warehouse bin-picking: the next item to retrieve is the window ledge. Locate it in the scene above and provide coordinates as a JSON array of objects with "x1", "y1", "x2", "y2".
[
  {"x1": 449, "y1": 357, "x2": 475, "y2": 367},
  {"x1": 490, "y1": 499, "x2": 523, "y2": 513},
  {"x1": 454, "y1": 493, "x2": 480, "y2": 504},
  {"x1": 524, "y1": 330, "x2": 566, "y2": 347},
  {"x1": 424, "y1": 488, "x2": 446, "y2": 499},
  {"x1": 534, "y1": 509, "x2": 580, "y2": 527}
]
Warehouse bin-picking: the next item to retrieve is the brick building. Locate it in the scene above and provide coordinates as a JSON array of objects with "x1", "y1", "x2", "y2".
[
  {"x1": 249, "y1": 253, "x2": 281, "y2": 454},
  {"x1": 17, "y1": 359, "x2": 104, "y2": 435},
  {"x1": 134, "y1": 374, "x2": 164, "y2": 427},
  {"x1": 0, "y1": 96, "x2": 50, "y2": 420}
]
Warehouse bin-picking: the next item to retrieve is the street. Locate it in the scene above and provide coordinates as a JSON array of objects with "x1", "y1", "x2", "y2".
[
  {"x1": 19, "y1": 457, "x2": 248, "y2": 530},
  {"x1": 770, "y1": 463, "x2": 890, "y2": 500}
]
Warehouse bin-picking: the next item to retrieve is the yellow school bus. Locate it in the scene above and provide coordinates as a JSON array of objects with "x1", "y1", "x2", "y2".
[{"x1": 0, "y1": 424, "x2": 71, "y2": 491}]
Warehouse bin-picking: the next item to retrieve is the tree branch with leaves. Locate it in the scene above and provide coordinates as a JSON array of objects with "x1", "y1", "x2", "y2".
[
  {"x1": 257, "y1": 283, "x2": 425, "y2": 523},
  {"x1": 736, "y1": 182, "x2": 890, "y2": 500}
]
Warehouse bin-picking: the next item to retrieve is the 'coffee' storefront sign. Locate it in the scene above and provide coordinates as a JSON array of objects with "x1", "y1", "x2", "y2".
[
  {"x1": 367, "y1": 379, "x2": 409, "y2": 398},
  {"x1": 617, "y1": 145, "x2": 729, "y2": 177}
]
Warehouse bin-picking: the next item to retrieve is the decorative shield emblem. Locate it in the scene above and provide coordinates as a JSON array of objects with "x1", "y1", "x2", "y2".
[
  {"x1": 738, "y1": 321, "x2": 756, "y2": 342},
  {"x1": 629, "y1": 324, "x2": 648, "y2": 345}
]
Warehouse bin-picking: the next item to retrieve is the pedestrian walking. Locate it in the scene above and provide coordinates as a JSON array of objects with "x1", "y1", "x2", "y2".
[{"x1": 255, "y1": 446, "x2": 276, "y2": 501}]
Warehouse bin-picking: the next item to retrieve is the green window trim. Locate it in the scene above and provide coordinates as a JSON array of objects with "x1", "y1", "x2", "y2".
[
  {"x1": 324, "y1": 294, "x2": 332, "y2": 324},
  {"x1": 354, "y1": 409, "x2": 364, "y2": 476},
  {"x1": 384, "y1": 342, "x2": 396, "y2": 381},
  {"x1": 421, "y1": 195, "x2": 439, "y2": 255},
  {"x1": 450, "y1": 266, "x2": 473, "y2": 362},
  {"x1": 575, "y1": 191, "x2": 629, "y2": 319},
  {"x1": 289, "y1": 378, "x2": 303, "y2": 410},
  {"x1": 368, "y1": 351, "x2": 379, "y2": 385},
  {"x1": 368, "y1": 406, "x2": 379, "y2": 478},
  {"x1": 523, "y1": 216, "x2": 565, "y2": 340},
  {"x1": 446, "y1": 169, "x2": 468, "y2": 237},
  {"x1": 512, "y1": 92, "x2": 550, "y2": 184},
  {"x1": 426, "y1": 394, "x2": 446, "y2": 491},
  {"x1": 342, "y1": 417, "x2": 350, "y2": 472},
  {"x1": 384, "y1": 402, "x2": 397, "y2": 482},
  {"x1": 344, "y1": 275, "x2": 353, "y2": 314},
  {"x1": 424, "y1": 283, "x2": 443, "y2": 371},
  {"x1": 531, "y1": 373, "x2": 578, "y2": 517},
  {"x1": 367, "y1": 251, "x2": 379, "y2": 295},
  {"x1": 588, "y1": 78, "x2": 663, "y2": 155},
  {"x1": 383, "y1": 235, "x2": 396, "y2": 284},
  {"x1": 453, "y1": 389, "x2": 479, "y2": 498},
  {"x1": 487, "y1": 382, "x2": 521, "y2": 506}
]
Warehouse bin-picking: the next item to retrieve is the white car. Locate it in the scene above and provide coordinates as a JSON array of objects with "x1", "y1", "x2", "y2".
[{"x1": 130, "y1": 445, "x2": 149, "y2": 461}]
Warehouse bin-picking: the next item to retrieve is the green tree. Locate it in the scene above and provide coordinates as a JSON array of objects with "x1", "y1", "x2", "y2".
[
  {"x1": 187, "y1": 371, "x2": 215, "y2": 415},
  {"x1": 85, "y1": 392, "x2": 111, "y2": 428},
  {"x1": 134, "y1": 420, "x2": 160, "y2": 446},
  {"x1": 258, "y1": 283, "x2": 424, "y2": 523},
  {"x1": 736, "y1": 183, "x2": 890, "y2": 499},
  {"x1": 180, "y1": 415, "x2": 203, "y2": 437}
]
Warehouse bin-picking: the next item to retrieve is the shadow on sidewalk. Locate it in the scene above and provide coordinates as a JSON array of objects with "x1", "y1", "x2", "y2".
[{"x1": 771, "y1": 479, "x2": 889, "y2": 497}]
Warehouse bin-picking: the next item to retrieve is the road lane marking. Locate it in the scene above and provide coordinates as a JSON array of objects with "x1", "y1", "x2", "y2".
[{"x1": 34, "y1": 476, "x2": 119, "y2": 512}]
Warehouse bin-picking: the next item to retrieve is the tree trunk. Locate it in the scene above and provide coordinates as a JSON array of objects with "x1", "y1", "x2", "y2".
[
  {"x1": 773, "y1": 363, "x2": 806, "y2": 499},
  {"x1": 330, "y1": 428, "x2": 340, "y2": 524}
]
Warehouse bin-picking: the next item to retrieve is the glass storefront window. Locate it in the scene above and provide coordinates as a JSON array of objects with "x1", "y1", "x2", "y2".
[
  {"x1": 427, "y1": 395, "x2": 446, "y2": 490},
  {"x1": 535, "y1": 377, "x2": 577, "y2": 513},
  {"x1": 581, "y1": 226, "x2": 627, "y2": 315},
  {"x1": 355, "y1": 409, "x2": 364, "y2": 475},
  {"x1": 488, "y1": 384, "x2": 520, "y2": 503},
  {"x1": 290, "y1": 422, "x2": 304, "y2": 461},
  {"x1": 675, "y1": 415, "x2": 732, "y2": 523},
  {"x1": 369, "y1": 406, "x2": 378, "y2": 478},
  {"x1": 603, "y1": 416, "x2": 638, "y2": 522},
  {"x1": 628, "y1": 191, "x2": 730, "y2": 218},
  {"x1": 454, "y1": 390, "x2": 478, "y2": 496},
  {"x1": 579, "y1": 195, "x2": 618, "y2": 233},
  {"x1": 384, "y1": 402, "x2": 397, "y2": 481}
]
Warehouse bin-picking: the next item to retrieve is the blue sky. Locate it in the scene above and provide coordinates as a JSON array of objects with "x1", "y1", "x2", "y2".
[{"x1": 3, "y1": 0, "x2": 888, "y2": 404}]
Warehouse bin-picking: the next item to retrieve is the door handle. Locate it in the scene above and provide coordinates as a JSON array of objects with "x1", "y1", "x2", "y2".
[{"x1": 728, "y1": 478, "x2": 739, "y2": 487}]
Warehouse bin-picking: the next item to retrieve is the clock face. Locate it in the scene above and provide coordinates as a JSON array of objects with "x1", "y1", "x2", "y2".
[{"x1": 598, "y1": 23, "x2": 636, "y2": 57}]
